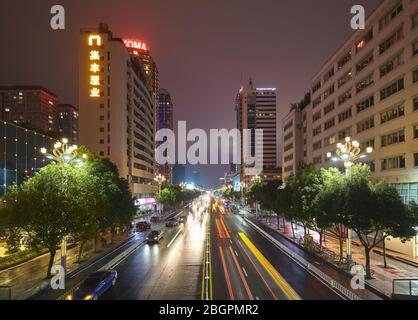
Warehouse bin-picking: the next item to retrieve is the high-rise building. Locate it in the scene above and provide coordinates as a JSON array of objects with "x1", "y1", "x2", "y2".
[
  {"x1": 156, "y1": 88, "x2": 174, "y2": 184},
  {"x1": 236, "y1": 80, "x2": 281, "y2": 185},
  {"x1": 79, "y1": 23, "x2": 157, "y2": 199},
  {"x1": 173, "y1": 164, "x2": 186, "y2": 185},
  {"x1": 0, "y1": 120, "x2": 55, "y2": 196},
  {"x1": 0, "y1": 85, "x2": 59, "y2": 134},
  {"x1": 282, "y1": 93, "x2": 310, "y2": 181},
  {"x1": 292, "y1": 0, "x2": 418, "y2": 257},
  {"x1": 57, "y1": 104, "x2": 79, "y2": 144}
]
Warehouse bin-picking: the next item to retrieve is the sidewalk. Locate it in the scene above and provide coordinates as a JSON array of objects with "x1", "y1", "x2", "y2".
[
  {"x1": 258, "y1": 214, "x2": 418, "y2": 298},
  {"x1": 0, "y1": 231, "x2": 130, "y2": 300}
]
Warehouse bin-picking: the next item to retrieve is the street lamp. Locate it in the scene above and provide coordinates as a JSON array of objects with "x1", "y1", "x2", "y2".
[
  {"x1": 40, "y1": 138, "x2": 86, "y2": 273},
  {"x1": 326, "y1": 136, "x2": 373, "y2": 266},
  {"x1": 250, "y1": 175, "x2": 261, "y2": 218},
  {"x1": 154, "y1": 173, "x2": 166, "y2": 193}
]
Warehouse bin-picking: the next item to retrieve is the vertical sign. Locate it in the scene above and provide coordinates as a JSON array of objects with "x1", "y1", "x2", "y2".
[{"x1": 88, "y1": 35, "x2": 102, "y2": 98}]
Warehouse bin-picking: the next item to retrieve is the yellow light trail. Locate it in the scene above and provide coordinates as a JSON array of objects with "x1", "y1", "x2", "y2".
[{"x1": 238, "y1": 232, "x2": 301, "y2": 300}]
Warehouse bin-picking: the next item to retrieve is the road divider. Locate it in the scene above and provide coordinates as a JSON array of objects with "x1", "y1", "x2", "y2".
[
  {"x1": 201, "y1": 215, "x2": 212, "y2": 300},
  {"x1": 238, "y1": 232, "x2": 300, "y2": 300}
]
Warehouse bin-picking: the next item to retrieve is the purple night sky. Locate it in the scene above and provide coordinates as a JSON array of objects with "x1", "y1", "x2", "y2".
[{"x1": 0, "y1": 0, "x2": 381, "y2": 188}]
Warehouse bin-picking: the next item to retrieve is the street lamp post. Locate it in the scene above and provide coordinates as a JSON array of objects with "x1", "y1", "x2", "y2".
[
  {"x1": 40, "y1": 138, "x2": 86, "y2": 273},
  {"x1": 327, "y1": 136, "x2": 373, "y2": 267},
  {"x1": 154, "y1": 173, "x2": 166, "y2": 214},
  {"x1": 251, "y1": 175, "x2": 261, "y2": 219}
]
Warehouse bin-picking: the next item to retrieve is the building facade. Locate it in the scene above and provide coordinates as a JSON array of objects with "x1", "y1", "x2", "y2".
[
  {"x1": 156, "y1": 88, "x2": 174, "y2": 184},
  {"x1": 79, "y1": 23, "x2": 157, "y2": 199},
  {"x1": 297, "y1": 0, "x2": 418, "y2": 256},
  {"x1": 57, "y1": 104, "x2": 79, "y2": 144},
  {"x1": 0, "y1": 120, "x2": 55, "y2": 196},
  {"x1": 0, "y1": 85, "x2": 59, "y2": 134},
  {"x1": 236, "y1": 80, "x2": 281, "y2": 185}
]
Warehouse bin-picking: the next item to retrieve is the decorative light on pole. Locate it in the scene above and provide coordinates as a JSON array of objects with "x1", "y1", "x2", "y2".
[
  {"x1": 40, "y1": 138, "x2": 87, "y2": 273},
  {"x1": 326, "y1": 136, "x2": 373, "y2": 266},
  {"x1": 154, "y1": 173, "x2": 166, "y2": 193}
]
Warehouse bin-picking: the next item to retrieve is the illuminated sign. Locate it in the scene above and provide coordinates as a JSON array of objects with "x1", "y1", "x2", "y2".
[
  {"x1": 88, "y1": 35, "x2": 103, "y2": 98},
  {"x1": 134, "y1": 197, "x2": 156, "y2": 206},
  {"x1": 123, "y1": 39, "x2": 148, "y2": 52}
]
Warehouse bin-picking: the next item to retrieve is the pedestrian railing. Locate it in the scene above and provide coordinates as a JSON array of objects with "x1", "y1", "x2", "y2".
[
  {"x1": 393, "y1": 278, "x2": 418, "y2": 297},
  {"x1": 244, "y1": 217, "x2": 362, "y2": 300}
]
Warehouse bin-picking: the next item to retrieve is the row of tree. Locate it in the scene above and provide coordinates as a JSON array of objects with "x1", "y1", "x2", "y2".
[
  {"x1": 246, "y1": 164, "x2": 418, "y2": 278},
  {"x1": 0, "y1": 147, "x2": 136, "y2": 277},
  {"x1": 156, "y1": 185, "x2": 201, "y2": 210}
]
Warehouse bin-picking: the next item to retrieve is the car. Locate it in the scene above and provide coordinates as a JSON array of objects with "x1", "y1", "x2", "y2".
[
  {"x1": 146, "y1": 230, "x2": 163, "y2": 244},
  {"x1": 150, "y1": 215, "x2": 161, "y2": 222},
  {"x1": 136, "y1": 221, "x2": 151, "y2": 231},
  {"x1": 166, "y1": 218, "x2": 179, "y2": 228},
  {"x1": 65, "y1": 270, "x2": 117, "y2": 300},
  {"x1": 177, "y1": 216, "x2": 186, "y2": 224}
]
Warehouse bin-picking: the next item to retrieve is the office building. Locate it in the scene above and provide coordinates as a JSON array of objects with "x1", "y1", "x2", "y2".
[
  {"x1": 57, "y1": 104, "x2": 79, "y2": 144},
  {"x1": 156, "y1": 88, "x2": 174, "y2": 184},
  {"x1": 236, "y1": 80, "x2": 281, "y2": 185},
  {"x1": 297, "y1": 0, "x2": 418, "y2": 256},
  {"x1": 79, "y1": 23, "x2": 157, "y2": 199}
]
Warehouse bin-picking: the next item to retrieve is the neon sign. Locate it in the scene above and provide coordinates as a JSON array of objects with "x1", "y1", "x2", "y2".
[
  {"x1": 88, "y1": 35, "x2": 103, "y2": 98},
  {"x1": 123, "y1": 39, "x2": 148, "y2": 52}
]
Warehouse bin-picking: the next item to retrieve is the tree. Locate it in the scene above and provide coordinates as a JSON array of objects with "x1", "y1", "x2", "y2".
[
  {"x1": 157, "y1": 188, "x2": 176, "y2": 209},
  {"x1": 343, "y1": 164, "x2": 417, "y2": 278},
  {"x1": 314, "y1": 167, "x2": 345, "y2": 255}
]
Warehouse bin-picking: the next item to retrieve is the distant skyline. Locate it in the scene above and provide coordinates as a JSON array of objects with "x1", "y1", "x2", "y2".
[{"x1": 0, "y1": 0, "x2": 382, "y2": 188}]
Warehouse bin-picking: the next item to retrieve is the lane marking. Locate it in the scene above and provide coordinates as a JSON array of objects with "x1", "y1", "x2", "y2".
[
  {"x1": 238, "y1": 232, "x2": 301, "y2": 300},
  {"x1": 215, "y1": 218, "x2": 224, "y2": 239},
  {"x1": 242, "y1": 267, "x2": 248, "y2": 278},
  {"x1": 237, "y1": 239, "x2": 279, "y2": 300},
  {"x1": 219, "y1": 246, "x2": 234, "y2": 300},
  {"x1": 228, "y1": 246, "x2": 254, "y2": 300},
  {"x1": 220, "y1": 217, "x2": 230, "y2": 238},
  {"x1": 167, "y1": 227, "x2": 183, "y2": 248},
  {"x1": 235, "y1": 250, "x2": 238, "y2": 257}
]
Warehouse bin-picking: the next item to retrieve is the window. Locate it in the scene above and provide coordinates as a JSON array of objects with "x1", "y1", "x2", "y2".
[
  {"x1": 313, "y1": 126, "x2": 322, "y2": 136},
  {"x1": 284, "y1": 120, "x2": 293, "y2": 131},
  {"x1": 414, "y1": 41, "x2": 418, "y2": 56},
  {"x1": 380, "y1": 51, "x2": 404, "y2": 77},
  {"x1": 312, "y1": 81, "x2": 321, "y2": 94},
  {"x1": 338, "y1": 51, "x2": 352, "y2": 70},
  {"x1": 338, "y1": 128, "x2": 351, "y2": 140},
  {"x1": 324, "y1": 135, "x2": 337, "y2": 147},
  {"x1": 313, "y1": 156, "x2": 322, "y2": 165},
  {"x1": 413, "y1": 69, "x2": 418, "y2": 83},
  {"x1": 357, "y1": 95, "x2": 375, "y2": 113},
  {"x1": 284, "y1": 154, "x2": 293, "y2": 162},
  {"x1": 338, "y1": 108, "x2": 352, "y2": 123},
  {"x1": 355, "y1": 30, "x2": 373, "y2": 53},
  {"x1": 381, "y1": 129, "x2": 405, "y2": 147},
  {"x1": 414, "y1": 125, "x2": 418, "y2": 139},
  {"x1": 361, "y1": 139, "x2": 375, "y2": 151},
  {"x1": 356, "y1": 52, "x2": 373, "y2": 73},
  {"x1": 284, "y1": 143, "x2": 293, "y2": 152},
  {"x1": 324, "y1": 68, "x2": 335, "y2": 83},
  {"x1": 380, "y1": 101, "x2": 404, "y2": 123},
  {"x1": 284, "y1": 131, "x2": 293, "y2": 142},
  {"x1": 312, "y1": 96, "x2": 321, "y2": 109},
  {"x1": 324, "y1": 102, "x2": 335, "y2": 115},
  {"x1": 338, "y1": 88, "x2": 352, "y2": 105},
  {"x1": 356, "y1": 74, "x2": 374, "y2": 93},
  {"x1": 415, "y1": 153, "x2": 418, "y2": 167},
  {"x1": 379, "y1": 27, "x2": 403, "y2": 55},
  {"x1": 357, "y1": 117, "x2": 375, "y2": 133},
  {"x1": 324, "y1": 118, "x2": 336, "y2": 130},
  {"x1": 413, "y1": 11, "x2": 418, "y2": 29},
  {"x1": 338, "y1": 70, "x2": 352, "y2": 88},
  {"x1": 379, "y1": 2, "x2": 403, "y2": 30},
  {"x1": 380, "y1": 78, "x2": 404, "y2": 100},
  {"x1": 324, "y1": 85, "x2": 335, "y2": 99},
  {"x1": 313, "y1": 141, "x2": 322, "y2": 151},
  {"x1": 313, "y1": 111, "x2": 322, "y2": 122},
  {"x1": 414, "y1": 97, "x2": 418, "y2": 111},
  {"x1": 381, "y1": 155, "x2": 405, "y2": 170}
]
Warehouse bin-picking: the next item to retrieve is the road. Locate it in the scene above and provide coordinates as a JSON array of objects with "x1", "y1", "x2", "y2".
[{"x1": 209, "y1": 201, "x2": 341, "y2": 300}]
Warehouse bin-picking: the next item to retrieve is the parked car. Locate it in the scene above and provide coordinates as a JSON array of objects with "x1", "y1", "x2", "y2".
[
  {"x1": 166, "y1": 218, "x2": 179, "y2": 228},
  {"x1": 66, "y1": 270, "x2": 117, "y2": 300},
  {"x1": 146, "y1": 230, "x2": 163, "y2": 244},
  {"x1": 150, "y1": 215, "x2": 161, "y2": 222},
  {"x1": 136, "y1": 221, "x2": 151, "y2": 231}
]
